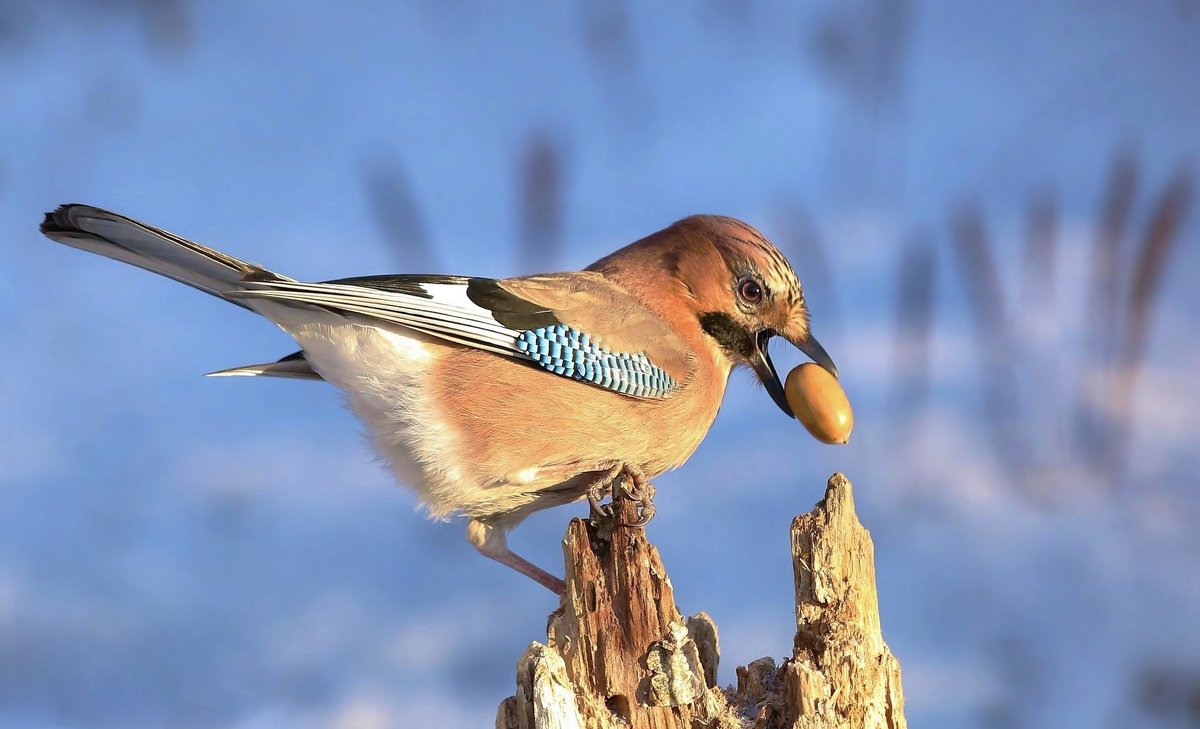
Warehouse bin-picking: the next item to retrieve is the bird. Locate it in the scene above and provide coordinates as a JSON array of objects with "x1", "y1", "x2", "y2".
[{"x1": 40, "y1": 205, "x2": 838, "y2": 594}]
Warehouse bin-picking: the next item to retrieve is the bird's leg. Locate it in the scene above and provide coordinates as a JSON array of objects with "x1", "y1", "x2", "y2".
[
  {"x1": 466, "y1": 518, "x2": 565, "y2": 595},
  {"x1": 585, "y1": 464, "x2": 625, "y2": 521},
  {"x1": 619, "y1": 464, "x2": 656, "y2": 527}
]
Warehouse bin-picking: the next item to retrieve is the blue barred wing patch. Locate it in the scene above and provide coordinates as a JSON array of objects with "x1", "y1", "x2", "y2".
[{"x1": 515, "y1": 325, "x2": 678, "y2": 398}]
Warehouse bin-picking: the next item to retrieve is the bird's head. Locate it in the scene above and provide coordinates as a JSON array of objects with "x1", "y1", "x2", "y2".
[{"x1": 660, "y1": 215, "x2": 838, "y2": 418}]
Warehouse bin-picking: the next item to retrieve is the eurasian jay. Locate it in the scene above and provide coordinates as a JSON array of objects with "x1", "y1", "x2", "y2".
[{"x1": 41, "y1": 205, "x2": 837, "y2": 594}]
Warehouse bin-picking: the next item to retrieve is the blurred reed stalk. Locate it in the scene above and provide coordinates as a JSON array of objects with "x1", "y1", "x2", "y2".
[
  {"x1": 517, "y1": 133, "x2": 564, "y2": 272},
  {"x1": 1021, "y1": 189, "x2": 1059, "y2": 324},
  {"x1": 931, "y1": 148, "x2": 1190, "y2": 496},
  {"x1": 891, "y1": 233, "x2": 934, "y2": 414},
  {"x1": 810, "y1": 0, "x2": 912, "y2": 115},
  {"x1": 776, "y1": 206, "x2": 841, "y2": 337},
  {"x1": 135, "y1": 0, "x2": 193, "y2": 59},
  {"x1": 579, "y1": 0, "x2": 636, "y2": 76},
  {"x1": 1073, "y1": 148, "x2": 1138, "y2": 464},
  {"x1": 1021, "y1": 189, "x2": 1062, "y2": 465},
  {"x1": 360, "y1": 153, "x2": 437, "y2": 272},
  {"x1": 865, "y1": 0, "x2": 911, "y2": 116},
  {"x1": 1105, "y1": 168, "x2": 1193, "y2": 485},
  {"x1": 948, "y1": 204, "x2": 1029, "y2": 481}
]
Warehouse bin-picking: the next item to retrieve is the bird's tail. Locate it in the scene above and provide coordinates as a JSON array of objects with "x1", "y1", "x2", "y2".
[{"x1": 40, "y1": 204, "x2": 292, "y2": 309}]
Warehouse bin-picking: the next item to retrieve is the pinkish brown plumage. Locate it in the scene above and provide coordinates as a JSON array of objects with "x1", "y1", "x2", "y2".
[{"x1": 41, "y1": 206, "x2": 837, "y2": 594}]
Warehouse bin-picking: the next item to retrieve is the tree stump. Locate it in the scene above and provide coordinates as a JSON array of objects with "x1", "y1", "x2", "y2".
[{"x1": 496, "y1": 473, "x2": 906, "y2": 729}]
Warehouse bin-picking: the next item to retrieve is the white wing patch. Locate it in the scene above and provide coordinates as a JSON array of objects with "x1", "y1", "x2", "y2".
[{"x1": 230, "y1": 279, "x2": 521, "y2": 356}]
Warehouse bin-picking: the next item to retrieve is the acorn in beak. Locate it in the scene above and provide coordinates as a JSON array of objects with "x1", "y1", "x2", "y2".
[{"x1": 750, "y1": 330, "x2": 837, "y2": 418}]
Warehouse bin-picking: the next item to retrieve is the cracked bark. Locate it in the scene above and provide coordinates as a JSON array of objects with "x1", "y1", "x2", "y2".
[{"x1": 496, "y1": 472, "x2": 906, "y2": 729}]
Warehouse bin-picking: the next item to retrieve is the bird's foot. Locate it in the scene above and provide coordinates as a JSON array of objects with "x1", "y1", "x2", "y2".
[
  {"x1": 586, "y1": 464, "x2": 654, "y2": 527},
  {"x1": 618, "y1": 466, "x2": 656, "y2": 527},
  {"x1": 586, "y1": 464, "x2": 624, "y2": 522}
]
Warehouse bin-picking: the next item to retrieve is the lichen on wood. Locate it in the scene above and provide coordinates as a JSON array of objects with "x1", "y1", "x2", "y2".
[{"x1": 496, "y1": 472, "x2": 906, "y2": 729}]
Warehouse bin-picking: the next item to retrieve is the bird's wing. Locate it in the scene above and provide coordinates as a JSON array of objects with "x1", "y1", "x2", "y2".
[
  {"x1": 229, "y1": 273, "x2": 688, "y2": 399},
  {"x1": 497, "y1": 272, "x2": 692, "y2": 381}
]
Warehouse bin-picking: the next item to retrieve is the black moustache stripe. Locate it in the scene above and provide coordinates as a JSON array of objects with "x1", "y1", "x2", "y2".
[{"x1": 698, "y1": 311, "x2": 756, "y2": 359}]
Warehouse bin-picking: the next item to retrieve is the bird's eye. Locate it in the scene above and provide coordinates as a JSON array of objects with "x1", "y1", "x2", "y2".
[{"x1": 738, "y1": 278, "x2": 764, "y2": 304}]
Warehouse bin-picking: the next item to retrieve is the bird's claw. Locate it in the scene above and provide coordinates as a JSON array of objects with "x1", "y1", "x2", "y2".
[
  {"x1": 626, "y1": 500, "x2": 656, "y2": 527},
  {"x1": 587, "y1": 485, "x2": 613, "y2": 520},
  {"x1": 619, "y1": 469, "x2": 656, "y2": 528},
  {"x1": 587, "y1": 464, "x2": 623, "y2": 522}
]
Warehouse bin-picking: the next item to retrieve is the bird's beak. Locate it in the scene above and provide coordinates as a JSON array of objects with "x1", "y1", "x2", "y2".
[
  {"x1": 751, "y1": 330, "x2": 840, "y2": 418},
  {"x1": 751, "y1": 330, "x2": 795, "y2": 418},
  {"x1": 797, "y1": 334, "x2": 838, "y2": 380}
]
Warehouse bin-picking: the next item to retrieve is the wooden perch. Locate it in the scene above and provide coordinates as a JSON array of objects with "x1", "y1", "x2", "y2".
[{"x1": 496, "y1": 473, "x2": 906, "y2": 729}]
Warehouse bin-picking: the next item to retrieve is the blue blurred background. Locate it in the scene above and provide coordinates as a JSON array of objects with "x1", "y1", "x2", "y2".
[{"x1": 2, "y1": 2, "x2": 1198, "y2": 727}]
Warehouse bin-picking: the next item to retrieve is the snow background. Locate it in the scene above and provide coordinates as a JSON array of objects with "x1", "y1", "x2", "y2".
[{"x1": 1, "y1": 2, "x2": 1197, "y2": 727}]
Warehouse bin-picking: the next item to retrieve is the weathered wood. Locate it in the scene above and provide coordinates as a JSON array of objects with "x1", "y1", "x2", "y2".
[
  {"x1": 496, "y1": 473, "x2": 906, "y2": 729},
  {"x1": 786, "y1": 473, "x2": 906, "y2": 728}
]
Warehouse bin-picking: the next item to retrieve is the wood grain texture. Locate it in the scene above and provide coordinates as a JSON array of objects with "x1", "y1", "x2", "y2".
[{"x1": 496, "y1": 473, "x2": 906, "y2": 729}]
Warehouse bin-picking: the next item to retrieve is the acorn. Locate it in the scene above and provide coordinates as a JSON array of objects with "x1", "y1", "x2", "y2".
[{"x1": 784, "y1": 363, "x2": 853, "y2": 444}]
